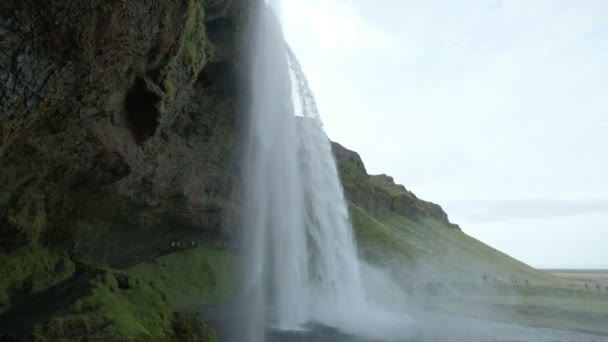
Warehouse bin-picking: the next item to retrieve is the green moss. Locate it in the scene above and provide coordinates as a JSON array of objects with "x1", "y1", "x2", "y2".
[
  {"x1": 103, "y1": 272, "x2": 119, "y2": 292},
  {"x1": 32, "y1": 315, "x2": 107, "y2": 342},
  {"x1": 128, "y1": 248, "x2": 235, "y2": 308},
  {"x1": 369, "y1": 175, "x2": 410, "y2": 198},
  {"x1": 163, "y1": 80, "x2": 177, "y2": 105},
  {"x1": 6, "y1": 188, "x2": 48, "y2": 243},
  {"x1": 34, "y1": 279, "x2": 172, "y2": 341},
  {"x1": 172, "y1": 313, "x2": 217, "y2": 342},
  {"x1": 0, "y1": 244, "x2": 75, "y2": 312},
  {"x1": 34, "y1": 274, "x2": 218, "y2": 341},
  {"x1": 335, "y1": 158, "x2": 370, "y2": 194},
  {"x1": 161, "y1": 0, "x2": 209, "y2": 105}
]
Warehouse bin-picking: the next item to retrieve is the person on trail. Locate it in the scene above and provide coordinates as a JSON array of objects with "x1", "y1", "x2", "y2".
[
  {"x1": 585, "y1": 283, "x2": 589, "y2": 291},
  {"x1": 482, "y1": 274, "x2": 488, "y2": 283}
]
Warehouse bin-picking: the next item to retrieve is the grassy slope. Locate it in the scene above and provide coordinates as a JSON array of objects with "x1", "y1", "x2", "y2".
[
  {"x1": 350, "y1": 202, "x2": 608, "y2": 335},
  {"x1": 30, "y1": 271, "x2": 218, "y2": 342},
  {"x1": 0, "y1": 247, "x2": 226, "y2": 341},
  {"x1": 128, "y1": 248, "x2": 236, "y2": 308},
  {"x1": 0, "y1": 244, "x2": 75, "y2": 312},
  {"x1": 351, "y1": 203, "x2": 549, "y2": 283}
]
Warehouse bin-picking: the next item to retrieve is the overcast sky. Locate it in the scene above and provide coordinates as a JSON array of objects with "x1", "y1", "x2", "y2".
[{"x1": 281, "y1": 0, "x2": 608, "y2": 269}]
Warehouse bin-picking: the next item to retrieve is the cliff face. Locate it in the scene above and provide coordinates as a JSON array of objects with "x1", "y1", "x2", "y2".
[
  {"x1": 332, "y1": 142, "x2": 459, "y2": 228},
  {"x1": 0, "y1": 0, "x2": 248, "y2": 264},
  {"x1": 1, "y1": 0, "x2": 249, "y2": 339}
]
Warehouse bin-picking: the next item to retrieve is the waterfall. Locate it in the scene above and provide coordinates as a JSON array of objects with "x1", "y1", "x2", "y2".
[
  {"x1": 288, "y1": 47, "x2": 368, "y2": 322},
  {"x1": 238, "y1": 2, "x2": 411, "y2": 341}
]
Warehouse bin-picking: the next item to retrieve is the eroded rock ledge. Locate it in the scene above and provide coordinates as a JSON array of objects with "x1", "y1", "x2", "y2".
[{"x1": 332, "y1": 142, "x2": 460, "y2": 229}]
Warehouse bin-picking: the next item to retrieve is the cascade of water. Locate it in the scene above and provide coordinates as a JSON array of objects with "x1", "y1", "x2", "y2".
[
  {"x1": 238, "y1": 2, "x2": 411, "y2": 342},
  {"x1": 287, "y1": 47, "x2": 369, "y2": 320},
  {"x1": 239, "y1": 4, "x2": 308, "y2": 341}
]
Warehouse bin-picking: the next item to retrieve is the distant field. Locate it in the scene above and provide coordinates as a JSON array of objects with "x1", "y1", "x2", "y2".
[{"x1": 543, "y1": 269, "x2": 608, "y2": 284}]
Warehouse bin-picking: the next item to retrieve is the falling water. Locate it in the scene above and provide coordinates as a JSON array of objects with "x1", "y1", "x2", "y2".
[
  {"x1": 288, "y1": 47, "x2": 368, "y2": 322},
  {"x1": 238, "y1": 2, "x2": 410, "y2": 342}
]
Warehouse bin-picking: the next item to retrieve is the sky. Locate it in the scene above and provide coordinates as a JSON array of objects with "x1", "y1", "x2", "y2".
[{"x1": 280, "y1": 0, "x2": 608, "y2": 269}]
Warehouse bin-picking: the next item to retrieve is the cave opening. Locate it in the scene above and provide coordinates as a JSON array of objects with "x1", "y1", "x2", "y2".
[{"x1": 125, "y1": 77, "x2": 161, "y2": 144}]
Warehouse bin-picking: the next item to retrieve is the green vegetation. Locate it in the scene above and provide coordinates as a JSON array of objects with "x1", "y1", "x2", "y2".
[
  {"x1": 128, "y1": 248, "x2": 236, "y2": 308},
  {"x1": 32, "y1": 274, "x2": 216, "y2": 342},
  {"x1": 172, "y1": 313, "x2": 218, "y2": 342},
  {"x1": 350, "y1": 200, "x2": 608, "y2": 335},
  {"x1": 0, "y1": 247, "x2": 227, "y2": 340},
  {"x1": 162, "y1": 0, "x2": 209, "y2": 105},
  {"x1": 349, "y1": 203, "x2": 416, "y2": 263},
  {"x1": 0, "y1": 244, "x2": 75, "y2": 312},
  {"x1": 351, "y1": 202, "x2": 549, "y2": 283},
  {"x1": 369, "y1": 174, "x2": 411, "y2": 197}
]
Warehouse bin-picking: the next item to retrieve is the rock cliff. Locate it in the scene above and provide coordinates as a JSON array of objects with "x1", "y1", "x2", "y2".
[
  {"x1": 1, "y1": 0, "x2": 247, "y2": 265},
  {"x1": 1, "y1": 0, "x2": 249, "y2": 339},
  {"x1": 332, "y1": 142, "x2": 459, "y2": 229}
]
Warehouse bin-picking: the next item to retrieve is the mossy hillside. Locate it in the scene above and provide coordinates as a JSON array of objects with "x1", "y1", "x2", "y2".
[
  {"x1": 349, "y1": 203, "x2": 416, "y2": 264},
  {"x1": 378, "y1": 211, "x2": 552, "y2": 284},
  {"x1": 332, "y1": 142, "x2": 455, "y2": 223},
  {"x1": 171, "y1": 312, "x2": 217, "y2": 342},
  {"x1": 31, "y1": 264, "x2": 218, "y2": 341},
  {"x1": 33, "y1": 280, "x2": 216, "y2": 342},
  {"x1": 128, "y1": 248, "x2": 236, "y2": 308},
  {"x1": 332, "y1": 143, "x2": 392, "y2": 215},
  {"x1": 368, "y1": 175, "x2": 410, "y2": 198},
  {"x1": 0, "y1": 244, "x2": 75, "y2": 312},
  {"x1": 349, "y1": 199, "x2": 556, "y2": 286},
  {"x1": 369, "y1": 174, "x2": 454, "y2": 225}
]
